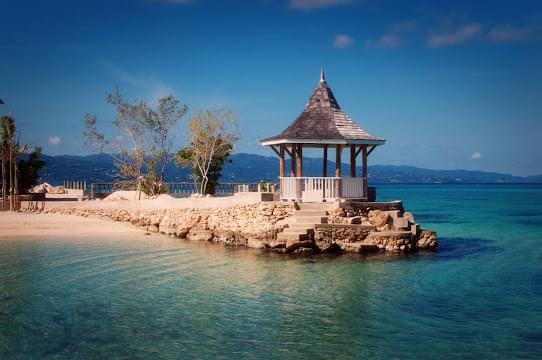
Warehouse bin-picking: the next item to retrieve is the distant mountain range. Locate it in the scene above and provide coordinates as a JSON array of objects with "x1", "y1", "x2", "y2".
[{"x1": 37, "y1": 153, "x2": 542, "y2": 184}]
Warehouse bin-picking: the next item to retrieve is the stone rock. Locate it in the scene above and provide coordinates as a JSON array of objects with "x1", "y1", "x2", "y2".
[
  {"x1": 348, "y1": 216, "x2": 362, "y2": 225},
  {"x1": 417, "y1": 230, "x2": 438, "y2": 250},
  {"x1": 340, "y1": 242, "x2": 379, "y2": 254},
  {"x1": 368, "y1": 210, "x2": 389, "y2": 228},
  {"x1": 333, "y1": 207, "x2": 346, "y2": 217},
  {"x1": 286, "y1": 239, "x2": 314, "y2": 252},
  {"x1": 315, "y1": 238, "x2": 340, "y2": 253},
  {"x1": 247, "y1": 238, "x2": 264, "y2": 249},
  {"x1": 292, "y1": 247, "x2": 315, "y2": 255},
  {"x1": 268, "y1": 240, "x2": 286, "y2": 249},
  {"x1": 175, "y1": 225, "x2": 190, "y2": 238},
  {"x1": 147, "y1": 224, "x2": 159, "y2": 233},
  {"x1": 187, "y1": 229, "x2": 213, "y2": 241}
]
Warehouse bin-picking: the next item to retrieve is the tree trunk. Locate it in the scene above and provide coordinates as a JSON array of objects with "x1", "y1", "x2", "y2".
[
  {"x1": 1, "y1": 152, "x2": 5, "y2": 210},
  {"x1": 9, "y1": 147, "x2": 13, "y2": 211},
  {"x1": 13, "y1": 155, "x2": 18, "y2": 211}
]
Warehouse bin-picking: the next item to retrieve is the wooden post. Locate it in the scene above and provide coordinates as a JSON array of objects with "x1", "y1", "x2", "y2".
[
  {"x1": 335, "y1": 145, "x2": 342, "y2": 198},
  {"x1": 296, "y1": 145, "x2": 303, "y2": 200},
  {"x1": 362, "y1": 145, "x2": 368, "y2": 178},
  {"x1": 296, "y1": 144, "x2": 303, "y2": 177},
  {"x1": 323, "y1": 145, "x2": 328, "y2": 199},
  {"x1": 279, "y1": 144, "x2": 285, "y2": 177},
  {"x1": 92, "y1": 183, "x2": 96, "y2": 199},
  {"x1": 362, "y1": 145, "x2": 368, "y2": 198},
  {"x1": 335, "y1": 145, "x2": 342, "y2": 177},
  {"x1": 350, "y1": 145, "x2": 356, "y2": 177},
  {"x1": 323, "y1": 144, "x2": 328, "y2": 177},
  {"x1": 290, "y1": 145, "x2": 296, "y2": 177}
]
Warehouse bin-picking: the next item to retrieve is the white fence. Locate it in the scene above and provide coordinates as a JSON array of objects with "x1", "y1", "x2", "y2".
[{"x1": 280, "y1": 177, "x2": 366, "y2": 201}]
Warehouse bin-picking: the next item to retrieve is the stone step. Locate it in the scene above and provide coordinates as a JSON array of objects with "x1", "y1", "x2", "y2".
[
  {"x1": 277, "y1": 232, "x2": 309, "y2": 242},
  {"x1": 386, "y1": 210, "x2": 404, "y2": 220},
  {"x1": 293, "y1": 216, "x2": 327, "y2": 224},
  {"x1": 287, "y1": 223, "x2": 315, "y2": 231},
  {"x1": 297, "y1": 203, "x2": 329, "y2": 211},
  {"x1": 393, "y1": 217, "x2": 410, "y2": 230},
  {"x1": 281, "y1": 227, "x2": 308, "y2": 234},
  {"x1": 294, "y1": 209, "x2": 326, "y2": 216}
]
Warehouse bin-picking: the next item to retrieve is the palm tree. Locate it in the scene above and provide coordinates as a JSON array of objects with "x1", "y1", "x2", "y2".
[{"x1": 0, "y1": 116, "x2": 16, "y2": 211}]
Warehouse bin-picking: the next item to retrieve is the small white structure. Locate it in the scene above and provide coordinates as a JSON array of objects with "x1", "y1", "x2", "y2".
[{"x1": 261, "y1": 70, "x2": 385, "y2": 202}]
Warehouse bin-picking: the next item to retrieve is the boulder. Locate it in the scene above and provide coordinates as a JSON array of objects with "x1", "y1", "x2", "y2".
[
  {"x1": 340, "y1": 242, "x2": 379, "y2": 254},
  {"x1": 315, "y1": 238, "x2": 341, "y2": 253},
  {"x1": 417, "y1": 230, "x2": 438, "y2": 250},
  {"x1": 175, "y1": 225, "x2": 190, "y2": 238},
  {"x1": 268, "y1": 240, "x2": 286, "y2": 249},
  {"x1": 347, "y1": 216, "x2": 362, "y2": 225},
  {"x1": 368, "y1": 210, "x2": 389, "y2": 228},
  {"x1": 187, "y1": 229, "x2": 213, "y2": 241},
  {"x1": 333, "y1": 207, "x2": 346, "y2": 217},
  {"x1": 286, "y1": 239, "x2": 314, "y2": 252},
  {"x1": 247, "y1": 238, "x2": 264, "y2": 249},
  {"x1": 292, "y1": 247, "x2": 315, "y2": 255}
]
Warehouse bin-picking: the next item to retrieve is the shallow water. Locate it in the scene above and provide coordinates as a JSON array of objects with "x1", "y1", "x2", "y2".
[{"x1": 1, "y1": 184, "x2": 542, "y2": 359}]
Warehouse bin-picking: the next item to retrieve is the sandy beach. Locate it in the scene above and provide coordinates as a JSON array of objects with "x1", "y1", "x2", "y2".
[
  {"x1": 26, "y1": 191, "x2": 262, "y2": 211},
  {"x1": 1, "y1": 192, "x2": 263, "y2": 241},
  {"x1": 0, "y1": 212, "x2": 145, "y2": 240}
]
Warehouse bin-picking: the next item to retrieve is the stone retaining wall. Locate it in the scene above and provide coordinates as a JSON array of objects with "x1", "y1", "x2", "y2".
[{"x1": 23, "y1": 199, "x2": 437, "y2": 255}]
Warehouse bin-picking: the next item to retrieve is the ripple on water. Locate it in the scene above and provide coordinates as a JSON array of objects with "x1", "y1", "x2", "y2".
[{"x1": 2, "y1": 185, "x2": 542, "y2": 359}]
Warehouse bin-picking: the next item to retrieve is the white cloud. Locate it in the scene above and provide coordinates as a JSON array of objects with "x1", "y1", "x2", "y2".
[
  {"x1": 290, "y1": 0, "x2": 354, "y2": 10},
  {"x1": 488, "y1": 24, "x2": 529, "y2": 43},
  {"x1": 428, "y1": 23, "x2": 482, "y2": 48},
  {"x1": 366, "y1": 20, "x2": 416, "y2": 49},
  {"x1": 48, "y1": 136, "x2": 61, "y2": 145},
  {"x1": 366, "y1": 34, "x2": 401, "y2": 48},
  {"x1": 100, "y1": 60, "x2": 176, "y2": 106},
  {"x1": 470, "y1": 152, "x2": 482, "y2": 160},
  {"x1": 391, "y1": 20, "x2": 417, "y2": 33},
  {"x1": 333, "y1": 34, "x2": 354, "y2": 48}
]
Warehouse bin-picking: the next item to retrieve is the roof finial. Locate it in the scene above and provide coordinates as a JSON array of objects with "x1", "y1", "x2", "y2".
[{"x1": 320, "y1": 68, "x2": 326, "y2": 83}]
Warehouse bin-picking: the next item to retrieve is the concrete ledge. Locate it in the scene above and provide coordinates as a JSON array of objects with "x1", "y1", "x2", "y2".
[
  {"x1": 315, "y1": 224, "x2": 374, "y2": 230},
  {"x1": 339, "y1": 200, "x2": 403, "y2": 212}
]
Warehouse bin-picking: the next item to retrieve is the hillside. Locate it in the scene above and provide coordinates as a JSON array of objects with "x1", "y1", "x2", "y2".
[{"x1": 37, "y1": 153, "x2": 541, "y2": 184}]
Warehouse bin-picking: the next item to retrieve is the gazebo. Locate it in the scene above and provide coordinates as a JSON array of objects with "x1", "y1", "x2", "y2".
[{"x1": 261, "y1": 70, "x2": 385, "y2": 202}]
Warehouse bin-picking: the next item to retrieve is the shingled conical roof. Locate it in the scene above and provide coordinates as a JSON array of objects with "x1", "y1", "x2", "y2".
[{"x1": 261, "y1": 70, "x2": 385, "y2": 146}]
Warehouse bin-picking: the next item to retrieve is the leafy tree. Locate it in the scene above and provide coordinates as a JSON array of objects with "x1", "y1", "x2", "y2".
[
  {"x1": 0, "y1": 116, "x2": 18, "y2": 210},
  {"x1": 17, "y1": 147, "x2": 45, "y2": 194},
  {"x1": 175, "y1": 109, "x2": 237, "y2": 195},
  {"x1": 83, "y1": 88, "x2": 187, "y2": 196}
]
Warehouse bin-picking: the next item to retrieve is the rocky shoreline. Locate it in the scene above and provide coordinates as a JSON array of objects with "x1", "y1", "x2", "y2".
[{"x1": 23, "y1": 200, "x2": 437, "y2": 255}]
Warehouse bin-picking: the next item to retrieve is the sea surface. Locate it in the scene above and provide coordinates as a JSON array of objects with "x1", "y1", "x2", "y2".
[{"x1": 1, "y1": 184, "x2": 541, "y2": 359}]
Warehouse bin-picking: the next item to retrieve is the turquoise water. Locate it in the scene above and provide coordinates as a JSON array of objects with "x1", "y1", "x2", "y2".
[{"x1": 1, "y1": 185, "x2": 542, "y2": 359}]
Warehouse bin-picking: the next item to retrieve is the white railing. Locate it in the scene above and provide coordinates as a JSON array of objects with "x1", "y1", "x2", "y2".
[
  {"x1": 280, "y1": 177, "x2": 366, "y2": 201},
  {"x1": 342, "y1": 177, "x2": 366, "y2": 198}
]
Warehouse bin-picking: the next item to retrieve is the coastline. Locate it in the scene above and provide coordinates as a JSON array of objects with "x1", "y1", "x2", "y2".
[
  {"x1": 9, "y1": 191, "x2": 437, "y2": 254},
  {"x1": 0, "y1": 212, "x2": 148, "y2": 241}
]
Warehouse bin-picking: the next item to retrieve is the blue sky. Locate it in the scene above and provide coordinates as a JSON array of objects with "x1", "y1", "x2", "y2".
[{"x1": 1, "y1": 0, "x2": 541, "y2": 175}]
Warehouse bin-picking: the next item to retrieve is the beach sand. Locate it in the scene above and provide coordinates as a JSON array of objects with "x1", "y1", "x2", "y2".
[
  {"x1": 0, "y1": 212, "x2": 146, "y2": 240},
  {"x1": 1, "y1": 192, "x2": 263, "y2": 241},
  {"x1": 26, "y1": 191, "x2": 262, "y2": 211}
]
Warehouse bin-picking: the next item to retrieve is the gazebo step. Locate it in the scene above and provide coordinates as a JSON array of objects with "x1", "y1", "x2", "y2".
[
  {"x1": 277, "y1": 232, "x2": 309, "y2": 242},
  {"x1": 286, "y1": 224, "x2": 316, "y2": 231},
  {"x1": 297, "y1": 203, "x2": 329, "y2": 211},
  {"x1": 294, "y1": 209, "x2": 326, "y2": 215},
  {"x1": 294, "y1": 216, "x2": 327, "y2": 224}
]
